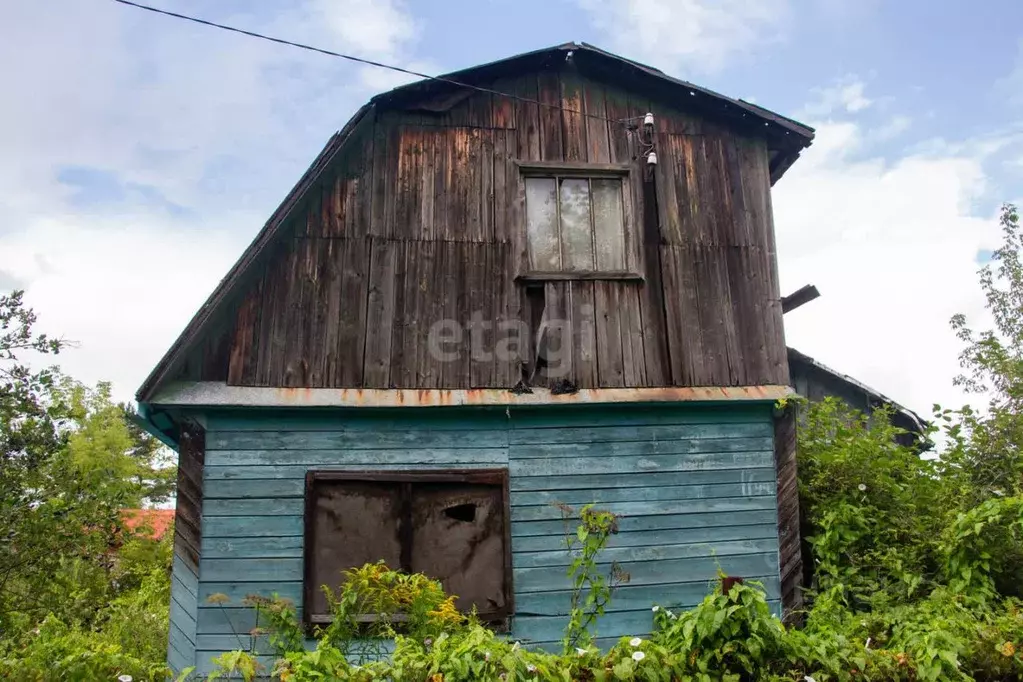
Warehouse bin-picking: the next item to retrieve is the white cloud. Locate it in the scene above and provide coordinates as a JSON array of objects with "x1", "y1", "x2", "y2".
[
  {"x1": 774, "y1": 119, "x2": 1004, "y2": 416},
  {"x1": 314, "y1": 0, "x2": 418, "y2": 59},
  {"x1": 799, "y1": 76, "x2": 873, "y2": 118},
  {"x1": 0, "y1": 0, "x2": 424, "y2": 401},
  {"x1": 994, "y1": 37, "x2": 1023, "y2": 107},
  {"x1": 873, "y1": 115, "x2": 912, "y2": 141},
  {"x1": 576, "y1": 0, "x2": 788, "y2": 74},
  {"x1": 0, "y1": 214, "x2": 247, "y2": 399}
]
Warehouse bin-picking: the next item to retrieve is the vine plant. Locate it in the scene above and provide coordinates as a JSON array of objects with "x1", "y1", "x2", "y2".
[{"x1": 556, "y1": 502, "x2": 630, "y2": 654}]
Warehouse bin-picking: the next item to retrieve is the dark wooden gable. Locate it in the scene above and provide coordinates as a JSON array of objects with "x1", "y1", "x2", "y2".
[{"x1": 139, "y1": 44, "x2": 813, "y2": 399}]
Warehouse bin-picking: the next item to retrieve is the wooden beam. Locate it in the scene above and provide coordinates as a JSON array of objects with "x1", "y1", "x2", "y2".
[{"x1": 781, "y1": 284, "x2": 820, "y2": 314}]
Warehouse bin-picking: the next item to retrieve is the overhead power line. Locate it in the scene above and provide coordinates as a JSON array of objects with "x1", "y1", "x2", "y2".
[{"x1": 110, "y1": 0, "x2": 645, "y2": 126}]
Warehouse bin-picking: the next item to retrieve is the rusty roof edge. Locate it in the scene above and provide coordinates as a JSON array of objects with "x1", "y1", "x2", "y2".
[
  {"x1": 134, "y1": 103, "x2": 376, "y2": 402},
  {"x1": 146, "y1": 382, "x2": 795, "y2": 409}
]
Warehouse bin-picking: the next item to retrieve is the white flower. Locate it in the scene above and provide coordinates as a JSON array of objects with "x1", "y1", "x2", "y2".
[
  {"x1": 118, "y1": 676, "x2": 133, "y2": 682},
  {"x1": 858, "y1": 483, "x2": 867, "y2": 492},
  {"x1": 652, "y1": 605, "x2": 660, "y2": 612},
  {"x1": 576, "y1": 647, "x2": 588, "y2": 655},
  {"x1": 526, "y1": 664, "x2": 536, "y2": 672},
  {"x1": 484, "y1": 651, "x2": 491, "y2": 661},
  {"x1": 629, "y1": 637, "x2": 642, "y2": 647},
  {"x1": 632, "y1": 651, "x2": 646, "y2": 662}
]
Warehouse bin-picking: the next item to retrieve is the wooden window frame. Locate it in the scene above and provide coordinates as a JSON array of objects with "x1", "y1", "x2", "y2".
[
  {"x1": 516, "y1": 161, "x2": 641, "y2": 282},
  {"x1": 302, "y1": 468, "x2": 513, "y2": 631}
]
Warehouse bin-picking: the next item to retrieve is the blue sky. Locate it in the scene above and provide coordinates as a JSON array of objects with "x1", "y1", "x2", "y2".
[{"x1": 1, "y1": 0, "x2": 1021, "y2": 414}]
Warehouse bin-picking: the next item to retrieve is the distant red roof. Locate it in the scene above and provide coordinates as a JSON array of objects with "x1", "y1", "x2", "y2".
[{"x1": 121, "y1": 509, "x2": 174, "y2": 540}]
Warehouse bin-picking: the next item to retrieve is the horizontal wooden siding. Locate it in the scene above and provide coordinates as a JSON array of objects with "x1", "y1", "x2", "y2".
[{"x1": 192, "y1": 404, "x2": 779, "y2": 673}]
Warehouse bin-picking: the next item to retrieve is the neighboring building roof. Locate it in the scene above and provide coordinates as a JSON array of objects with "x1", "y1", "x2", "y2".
[
  {"x1": 121, "y1": 508, "x2": 175, "y2": 540},
  {"x1": 787, "y1": 347, "x2": 928, "y2": 439},
  {"x1": 136, "y1": 42, "x2": 814, "y2": 402}
]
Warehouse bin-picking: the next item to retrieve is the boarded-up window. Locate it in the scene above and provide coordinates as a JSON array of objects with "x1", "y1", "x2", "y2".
[
  {"x1": 524, "y1": 176, "x2": 626, "y2": 273},
  {"x1": 304, "y1": 470, "x2": 511, "y2": 626}
]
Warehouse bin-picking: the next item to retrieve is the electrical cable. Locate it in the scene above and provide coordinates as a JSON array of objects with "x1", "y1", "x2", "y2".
[{"x1": 110, "y1": 0, "x2": 649, "y2": 127}]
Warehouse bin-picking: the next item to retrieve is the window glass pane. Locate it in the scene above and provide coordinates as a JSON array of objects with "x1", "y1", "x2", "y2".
[
  {"x1": 591, "y1": 178, "x2": 626, "y2": 271},
  {"x1": 525, "y1": 178, "x2": 560, "y2": 270},
  {"x1": 559, "y1": 178, "x2": 594, "y2": 271}
]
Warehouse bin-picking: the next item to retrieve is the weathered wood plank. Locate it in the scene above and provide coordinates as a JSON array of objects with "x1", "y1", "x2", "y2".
[
  {"x1": 510, "y1": 496, "x2": 776, "y2": 522},
  {"x1": 204, "y1": 447, "x2": 508, "y2": 468},
  {"x1": 389, "y1": 240, "x2": 413, "y2": 387},
  {"x1": 362, "y1": 238, "x2": 396, "y2": 387},
  {"x1": 202, "y1": 462, "x2": 506, "y2": 482},
  {"x1": 509, "y1": 415, "x2": 773, "y2": 445},
  {"x1": 514, "y1": 74, "x2": 541, "y2": 162},
  {"x1": 515, "y1": 537, "x2": 778, "y2": 569},
  {"x1": 594, "y1": 281, "x2": 624, "y2": 387},
  {"x1": 202, "y1": 515, "x2": 304, "y2": 538},
  {"x1": 204, "y1": 403, "x2": 767, "y2": 432},
  {"x1": 338, "y1": 238, "x2": 370, "y2": 387},
  {"x1": 208, "y1": 428, "x2": 510, "y2": 451},
  {"x1": 618, "y1": 282, "x2": 647, "y2": 385},
  {"x1": 200, "y1": 558, "x2": 303, "y2": 583},
  {"x1": 536, "y1": 72, "x2": 564, "y2": 162},
  {"x1": 204, "y1": 478, "x2": 305, "y2": 499},
  {"x1": 508, "y1": 436, "x2": 773, "y2": 459},
  {"x1": 515, "y1": 578, "x2": 779, "y2": 615},
  {"x1": 514, "y1": 552, "x2": 779, "y2": 592},
  {"x1": 199, "y1": 581, "x2": 303, "y2": 605},
  {"x1": 512, "y1": 508, "x2": 778, "y2": 538},
  {"x1": 204, "y1": 498, "x2": 303, "y2": 517},
  {"x1": 511, "y1": 450, "x2": 774, "y2": 477},
  {"x1": 508, "y1": 467, "x2": 776, "y2": 492},
  {"x1": 510, "y1": 480, "x2": 776, "y2": 507},
  {"x1": 559, "y1": 69, "x2": 586, "y2": 162},
  {"x1": 569, "y1": 281, "x2": 598, "y2": 388},
  {"x1": 203, "y1": 535, "x2": 305, "y2": 559},
  {"x1": 512, "y1": 522, "x2": 780, "y2": 553},
  {"x1": 226, "y1": 277, "x2": 262, "y2": 386}
]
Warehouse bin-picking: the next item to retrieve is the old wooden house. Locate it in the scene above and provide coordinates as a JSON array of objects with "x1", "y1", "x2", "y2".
[{"x1": 136, "y1": 43, "x2": 816, "y2": 675}]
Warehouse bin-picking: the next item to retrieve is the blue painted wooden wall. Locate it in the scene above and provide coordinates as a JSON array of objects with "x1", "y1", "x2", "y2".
[{"x1": 171, "y1": 402, "x2": 780, "y2": 675}]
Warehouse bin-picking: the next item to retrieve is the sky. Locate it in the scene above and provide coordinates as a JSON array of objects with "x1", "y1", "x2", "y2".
[{"x1": 2, "y1": 0, "x2": 1022, "y2": 417}]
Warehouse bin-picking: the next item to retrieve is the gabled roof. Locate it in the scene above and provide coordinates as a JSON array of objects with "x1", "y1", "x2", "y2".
[
  {"x1": 373, "y1": 42, "x2": 813, "y2": 175},
  {"x1": 136, "y1": 42, "x2": 813, "y2": 402}
]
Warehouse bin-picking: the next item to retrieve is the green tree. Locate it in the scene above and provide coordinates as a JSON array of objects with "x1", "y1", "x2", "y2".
[
  {"x1": 0, "y1": 290, "x2": 174, "y2": 628},
  {"x1": 945, "y1": 203, "x2": 1023, "y2": 502}
]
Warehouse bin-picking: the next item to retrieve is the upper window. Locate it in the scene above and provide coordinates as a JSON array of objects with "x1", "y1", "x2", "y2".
[
  {"x1": 303, "y1": 470, "x2": 511, "y2": 628},
  {"x1": 524, "y1": 174, "x2": 628, "y2": 275}
]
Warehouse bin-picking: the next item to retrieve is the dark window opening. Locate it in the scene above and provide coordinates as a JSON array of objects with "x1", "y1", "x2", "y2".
[
  {"x1": 444, "y1": 502, "x2": 477, "y2": 523},
  {"x1": 303, "y1": 469, "x2": 512, "y2": 629}
]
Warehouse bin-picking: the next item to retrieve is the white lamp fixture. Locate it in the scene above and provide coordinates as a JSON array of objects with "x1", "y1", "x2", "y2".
[{"x1": 646, "y1": 151, "x2": 658, "y2": 165}]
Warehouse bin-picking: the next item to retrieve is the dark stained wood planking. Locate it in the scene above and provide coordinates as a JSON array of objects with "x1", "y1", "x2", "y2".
[
  {"x1": 773, "y1": 404, "x2": 802, "y2": 620},
  {"x1": 177, "y1": 67, "x2": 791, "y2": 391},
  {"x1": 363, "y1": 238, "x2": 397, "y2": 387},
  {"x1": 173, "y1": 422, "x2": 205, "y2": 572}
]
